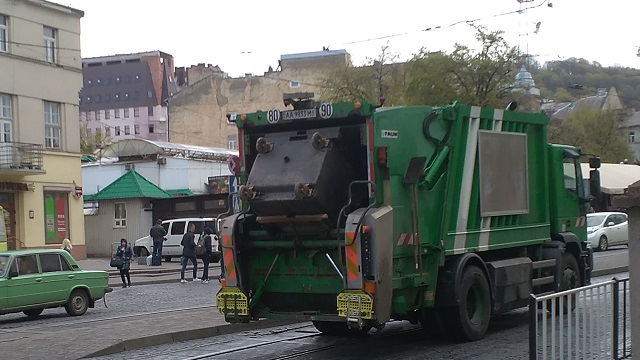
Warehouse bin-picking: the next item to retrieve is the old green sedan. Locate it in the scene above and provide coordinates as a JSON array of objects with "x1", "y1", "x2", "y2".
[{"x1": 0, "y1": 249, "x2": 112, "y2": 317}]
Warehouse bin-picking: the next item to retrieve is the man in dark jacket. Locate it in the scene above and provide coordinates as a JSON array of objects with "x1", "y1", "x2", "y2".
[
  {"x1": 200, "y1": 227, "x2": 214, "y2": 284},
  {"x1": 150, "y1": 219, "x2": 167, "y2": 265},
  {"x1": 180, "y1": 223, "x2": 199, "y2": 283}
]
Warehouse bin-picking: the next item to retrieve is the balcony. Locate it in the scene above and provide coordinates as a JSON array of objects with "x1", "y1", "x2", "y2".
[{"x1": 0, "y1": 142, "x2": 45, "y2": 174}]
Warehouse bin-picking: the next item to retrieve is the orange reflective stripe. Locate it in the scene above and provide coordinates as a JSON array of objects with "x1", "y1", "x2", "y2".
[
  {"x1": 222, "y1": 235, "x2": 235, "y2": 280},
  {"x1": 345, "y1": 232, "x2": 358, "y2": 280}
]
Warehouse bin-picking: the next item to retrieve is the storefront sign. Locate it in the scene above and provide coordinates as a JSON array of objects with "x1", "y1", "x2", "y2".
[
  {"x1": 74, "y1": 187, "x2": 83, "y2": 198},
  {"x1": 0, "y1": 182, "x2": 29, "y2": 191}
]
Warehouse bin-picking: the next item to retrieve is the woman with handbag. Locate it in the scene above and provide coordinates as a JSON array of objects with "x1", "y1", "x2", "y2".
[{"x1": 115, "y1": 238, "x2": 133, "y2": 288}]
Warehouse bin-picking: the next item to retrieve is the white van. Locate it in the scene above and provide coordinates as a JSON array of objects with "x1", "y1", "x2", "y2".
[{"x1": 133, "y1": 218, "x2": 221, "y2": 263}]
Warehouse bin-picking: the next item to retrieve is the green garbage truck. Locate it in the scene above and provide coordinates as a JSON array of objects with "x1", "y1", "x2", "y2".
[{"x1": 216, "y1": 94, "x2": 598, "y2": 341}]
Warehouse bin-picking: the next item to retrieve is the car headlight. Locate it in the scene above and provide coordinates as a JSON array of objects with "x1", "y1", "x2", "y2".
[{"x1": 587, "y1": 228, "x2": 597, "y2": 234}]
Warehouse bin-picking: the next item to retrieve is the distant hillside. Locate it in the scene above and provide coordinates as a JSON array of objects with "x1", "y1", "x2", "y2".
[{"x1": 531, "y1": 58, "x2": 640, "y2": 109}]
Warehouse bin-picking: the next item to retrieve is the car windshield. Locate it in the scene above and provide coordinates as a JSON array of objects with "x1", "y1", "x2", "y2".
[
  {"x1": 0, "y1": 255, "x2": 10, "y2": 277},
  {"x1": 587, "y1": 214, "x2": 606, "y2": 227}
]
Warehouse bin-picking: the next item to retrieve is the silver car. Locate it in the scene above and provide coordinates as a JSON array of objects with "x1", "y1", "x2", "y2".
[{"x1": 587, "y1": 212, "x2": 629, "y2": 251}]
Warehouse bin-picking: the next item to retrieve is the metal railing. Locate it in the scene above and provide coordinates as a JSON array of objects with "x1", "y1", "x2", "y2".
[
  {"x1": 0, "y1": 142, "x2": 43, "y2": 171},
  {"x1": 529, "y1": 277, "x2": 631, "y2": 360}
]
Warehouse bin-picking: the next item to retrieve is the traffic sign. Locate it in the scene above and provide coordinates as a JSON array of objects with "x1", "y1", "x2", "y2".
[{"x1": 228, "y1": 155, "x2": 240, "y2": 174}]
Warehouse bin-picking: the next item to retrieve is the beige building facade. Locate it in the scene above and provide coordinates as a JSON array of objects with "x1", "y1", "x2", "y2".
[
  {"x1": 0, "y1": 1, "x2": 86, "y2": 258},
  {"x1": 169, "y1": 50, "x2": 351, "y2": 149}
]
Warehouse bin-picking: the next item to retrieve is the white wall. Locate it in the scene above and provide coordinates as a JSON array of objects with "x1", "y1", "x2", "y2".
[{"x1": 82, "y1": 158, "x2": 231, "y2": 195}]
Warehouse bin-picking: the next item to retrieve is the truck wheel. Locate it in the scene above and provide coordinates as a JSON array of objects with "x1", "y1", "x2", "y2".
[
  {"x1": 559, "y1": 252, "x2": 580, "y2": 312},
  {"x1": 598, "y1": 236, "x2": 608, "y2": 252},
  {"x1": 65, "y1": 289, "x2": 89, "y2": 316},
  {"x1": 447, "y1": 265, "x2": 491, "y2": 341},
  {"x1": 23, "y1": 308, "x2": 44, "y2": 317}
]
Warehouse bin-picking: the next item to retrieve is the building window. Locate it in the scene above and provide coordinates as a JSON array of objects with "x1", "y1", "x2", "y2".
[
  {"x1": 114, "y1": 202, "x2": 127, "y2": 228},
  {"x1": 96, "y1": 78, "x2": 101, "y2": 85},
  {"x1": 95, "y1": 95, "x2": 101, "y2": 103},
  {"x1": 43, "y1": 26, "x2": 56, "y2": 62},
  {"x1": 104, "y1": 94, "x2": 111, "y2": 103},
  {"x1": 134, "y1": 124, "x2": 140, "y2": 135},
  {"x1": 228, "y1": 134, "x2": 237, "y2": 150},
  {"x1": 124, "y1": 125, "x2": 130, "y2": 135},
  {"x1": 114, "y1": 93, "x2": 120, "y2": 102},
  {"x1": 630, "y1": 132, "x2": 635, "y2": 143},
  {"x1": 44, "y1": 192, "x2": 69, "y2": 244},
  {"x1": 104, "y1": 110, "x2": 110, "y2": 119},
  {"x1": 114, "y1": 109, "x2": 120, "y2": 118},
  {"x1": 115, "y1": 76, "x2": 121, "y2": 84},
  {"x1": 148, "y1": 124, "x2": 155, "y2": 133},
  {"x1": 148, "y1": 106, "x2": 154, "y2": 116},
  {"x1": 0, "y1": 93, "x2": 12, "y2": 142},
  {"x1": 124, "y1": 108, "x2": 130, "y2": 118},
  {"x1": 105, "y1": 126, "x2": 111, "y2": 137},
  {"x1": 87, "y1": 79, "x2": 92, "y2": 87},
  {"x1": 86, "y1": 127, "x2": 91, "y2": 136},
  {"x1": 134, "y1": 107, "x2": 140, "y2": 117},
  {"x1": 44, "y1": 101, "x2": 61, "y2": 149},
  {"x1": 227, "y1": 112, "x2": 237, "y2": 125},
  {"x1": 87, "y1": 111, "x2": 92, "y2": 121},
  {"x1": 147, "y1": 90, "x2": 153, "y2": 99},
  {"x1": 289, "y1": 80, "x2": 300, "y2": 89},
  {"x1": 135, "y1": 74, "x2": 141, "y2": 82},
  {"x1": 133, "y1": 91, "x2": 140, "y2": 100},
  {"x1": 85, "y1": 96, "x2": 91, "y2": 104},
  {"x1": 115, "y1": 126, "x2": 121, "y2": 136},
  {"x1": 0, "y1": 14, "x2": 8, "y2": 53},
  {"x1": 124, "y1": 93, "x2": 129, "y2": 101},
  {"x1": 96, "y1": 110, "x2": 101, "y2": 120}
]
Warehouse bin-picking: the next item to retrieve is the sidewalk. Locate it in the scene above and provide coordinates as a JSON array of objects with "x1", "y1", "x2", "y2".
[
  {"x1": 77, "y1": 257, "x2": 222, "y2": 287},
  {"x1": 0, "y1": 307, "x2": 296, "y2": 360}
]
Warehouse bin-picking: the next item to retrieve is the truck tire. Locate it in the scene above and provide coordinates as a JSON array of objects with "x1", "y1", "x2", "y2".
[
  {"x1": 559, "y1": 251, "x2": 580, "y2": 312},
  {"x1": 446, "y1": 265, "x2": 491, "y2": 341}
]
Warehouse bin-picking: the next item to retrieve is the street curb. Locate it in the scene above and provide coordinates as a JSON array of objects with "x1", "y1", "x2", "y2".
[
  {"x1": 83, "y1": 319, "x2": 300, "y2": 359},
  {"x1": 108, "y1": 278, "x2": 185, "y2": 287},
  {"x1": 591, "y1": 266, "x2": 628, "y2": 278},
  {"x1": 106, "y1": 263, "x2": 220, "y2": 276}
]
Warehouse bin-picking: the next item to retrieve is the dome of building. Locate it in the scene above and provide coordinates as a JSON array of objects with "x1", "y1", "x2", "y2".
[{"x1": 515, "y1": 65, "x2": 536, "y2": 87}]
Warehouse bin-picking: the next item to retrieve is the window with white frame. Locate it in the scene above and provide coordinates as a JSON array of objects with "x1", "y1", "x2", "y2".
[
  {"x1": 289, "y1": 80, "x2": 300, "y2": 89},
  {"x1": 0, "y1": 14, "x2": 8, "y2": 53},
  {"x1": 115, "y1": 126, "x2": 121, "y2": 136},
  {"x1": 43, "y1": 26, "x2": 56, "y2": 62},
  {"x1": 134, "y1": 124, "x2": 140, "y2": 135},
  {"x1": 124, "y1": 108, "x2": 130, "y2": 118},
  {"x1": 96, "y1": 110, "x2": 101, "y2": 120},
  {"x1": 105, "y1": 126, "x2": 111, "y2": 137},
  {"x1": 44, "y1": 101, "x2": 61, "y2": 149},
  {"x1": 228, "y1": 134, "x2": 237, "y2": 150},
  {"x1": 134, "y1": 107, "x2": 140, "y2": 117},
  {"x1": 114, "y1": 202, "x2": 127, "y2": 228},
  {"x1": 630, "y1": 132, "x2": 636, "y2": 143},
  {"x1": 0, "y1": 93, "x2": 12, "y2": 142},
  {"x1": 124, "y1": 125, "x2": 130, "y2": 135},
  {"x1": 227, "y1": 112, "x2": 237, "y2": 125},
  {"x1": 105, "y1": 109, "x2": 110, "y2": 119}
]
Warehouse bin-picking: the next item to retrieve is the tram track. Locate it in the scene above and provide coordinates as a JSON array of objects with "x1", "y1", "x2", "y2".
[{"x1": 0, "y1": 304, "x2": 215, "y2": 333}]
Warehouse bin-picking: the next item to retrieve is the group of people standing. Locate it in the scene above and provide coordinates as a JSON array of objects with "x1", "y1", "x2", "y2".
[{"x1": 112, "y1": 219, "x2": 224, "y2": 288}]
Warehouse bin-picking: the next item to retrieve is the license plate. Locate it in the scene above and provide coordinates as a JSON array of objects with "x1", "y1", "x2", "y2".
[{"x1": 281, "y1": 108, "x2": 317, "y2": 121}]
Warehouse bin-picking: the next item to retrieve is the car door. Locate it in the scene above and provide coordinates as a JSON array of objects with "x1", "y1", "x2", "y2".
[
  {"x1": 166, "y1": 220, "x2": 186, "y2": 256},
  {"x1": 615, "y1": 214, "x2": 629, "y2": 245},
  {"x1": 38, "y1": 253, "x2": 69, "y2": 303},
  {"x1": 5, "y1": 254, "x2": 44, "y2": 309},
  {"x1": 603, "y1": 215, "x2": 618, "y2": 243}
]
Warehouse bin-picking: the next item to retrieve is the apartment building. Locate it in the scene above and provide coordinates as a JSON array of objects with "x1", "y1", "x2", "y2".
[
  {"x1": 79, "y1": 51, "x2": 177, "y2": 142},
  {"x1": 0, "y1": 0, "x2": 86, "y2": 257}
]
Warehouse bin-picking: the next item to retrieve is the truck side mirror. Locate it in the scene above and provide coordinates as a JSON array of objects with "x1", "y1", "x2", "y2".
[{"x1": 589, "y1": 169, "x2": 601, "y2": 200}]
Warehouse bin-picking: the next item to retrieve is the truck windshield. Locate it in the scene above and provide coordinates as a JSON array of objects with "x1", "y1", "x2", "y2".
[
  {"x1": 0, "y1": 255, "x2": 9, "y2": 277},
  {"x1": 587, "y1": 214, "x2": 606, "y2": 227}
]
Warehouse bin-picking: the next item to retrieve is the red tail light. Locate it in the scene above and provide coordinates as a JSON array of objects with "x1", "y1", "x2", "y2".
[{"x1": 377, "y1": 146, "x2": 388, "y2": 168}]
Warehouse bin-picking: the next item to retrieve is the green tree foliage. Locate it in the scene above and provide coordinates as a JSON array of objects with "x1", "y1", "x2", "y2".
[
  {"x1": 80, "y1": 122, "x2": 110, "y2": 155},
  {"x1": 549, "y1": 108, "x2": 632, "y2": 163},
  {"x1": 535, "y1": 58, "x2": 640, "y2": 108},
  {"x1": 321, "y1": 45, "x2": 406, "y2": 105}
]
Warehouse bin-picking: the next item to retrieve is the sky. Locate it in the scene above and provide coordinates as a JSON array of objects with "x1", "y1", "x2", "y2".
[{"x1": 61, "y1": 0, "x2": 640, "y2": 77}]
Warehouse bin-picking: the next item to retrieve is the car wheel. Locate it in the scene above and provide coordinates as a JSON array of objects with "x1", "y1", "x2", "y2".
[
  {"x1": 23, "y1": 308, "x2": 44, "y2": 317},
  {"x1": 139, "y1": 247, "x2": 150, "y2": 257},
  {"x1": 598, "y1": 236, "x2": 608, "y2": 252},
  {"x1": 65, "y1": 289, "x2": 89, "y2": 316},
  {"x1": 163, "y1": 256, "x2": 172, "y2": 262}
]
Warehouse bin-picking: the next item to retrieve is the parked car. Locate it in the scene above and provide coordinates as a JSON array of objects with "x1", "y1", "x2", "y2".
[
  {"x1": 0, "y1": 249, "x2": 111, "y2": 318},
  {"x1": 587, "y1": 212, "x2": 629, "y2": 251},
  {"x1": 133, "y1": 218, "x2": 221, "y2": 263}
]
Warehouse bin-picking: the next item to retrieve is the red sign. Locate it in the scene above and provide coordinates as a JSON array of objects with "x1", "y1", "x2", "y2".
[
  {"x1": 55, "y1": 197, "x2": 66, "y2": 239},
  {"x1": 74, "y1": 186, "x2": 83, "y2": 198}
]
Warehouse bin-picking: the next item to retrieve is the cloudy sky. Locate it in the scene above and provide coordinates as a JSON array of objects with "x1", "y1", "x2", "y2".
[{"x1": 64, "y1": 0, "x2": 639, "y2": 77}]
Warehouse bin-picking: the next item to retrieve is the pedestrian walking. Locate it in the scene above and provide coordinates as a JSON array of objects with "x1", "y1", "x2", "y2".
[
  {"x1": 61, "y1": 238, "x2": 72, "y2": 254},
  {"x1": 201, "y1": 227, "x2": 214, "y2": 284},
  {"x1": 116, "y1": 238, "x2": 133, "y2": 288},
  {"x1": 180, "y1": 223, "x2": 199, "y2": 283},
  {"x1": 150, "y1": 219, "x2": 167, "y2": 266}
]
